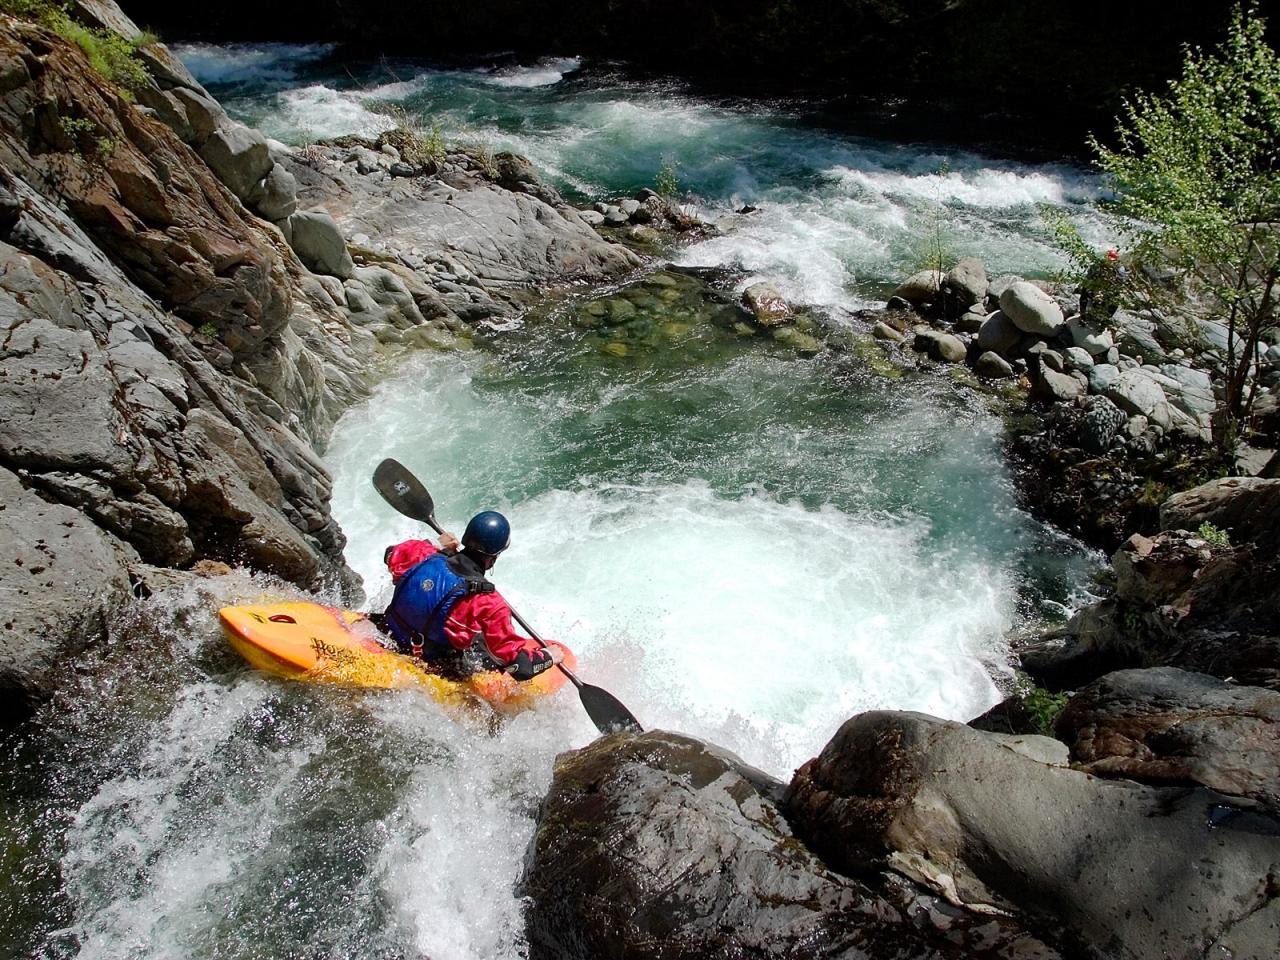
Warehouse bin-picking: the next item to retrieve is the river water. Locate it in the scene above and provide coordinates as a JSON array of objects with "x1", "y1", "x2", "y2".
[{"x1": 1, "y1": 47, "x2": 1106, "y2": 960}]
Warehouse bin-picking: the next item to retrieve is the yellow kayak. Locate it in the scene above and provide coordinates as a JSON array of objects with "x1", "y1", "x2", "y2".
[{"x1": 218, "y1": 601, "x2": 574, "y2": 713}]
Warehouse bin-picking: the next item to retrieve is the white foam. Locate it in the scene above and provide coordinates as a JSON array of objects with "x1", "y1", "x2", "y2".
[
  {"x1": 266, "y1": 84, "x2": 399, "y2": 142},
  {"x1": 483, "y1": 57, "x2": 582, "y2": 88}
]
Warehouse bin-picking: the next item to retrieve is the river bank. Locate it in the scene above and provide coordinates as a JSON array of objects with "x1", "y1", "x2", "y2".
[{"x1": 2, "y1": 5, "x2": 1278, "y2": 958}]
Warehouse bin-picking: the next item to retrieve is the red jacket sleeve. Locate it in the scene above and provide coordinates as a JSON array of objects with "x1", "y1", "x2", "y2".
[
  {"x1": 444, "y1": 591, "x2": 540, "y2": 666},
  {"x1": 384, "y1": 539, "x2": 438, "y2": 584}
]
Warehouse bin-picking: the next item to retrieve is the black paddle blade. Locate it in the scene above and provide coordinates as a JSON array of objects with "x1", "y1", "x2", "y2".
[
  {"x1": 578, "y1": 683, "x2": 644, "y2": 734},
  {"x1": 373, "y1": 459, "x2": 441, "y2": 531}
]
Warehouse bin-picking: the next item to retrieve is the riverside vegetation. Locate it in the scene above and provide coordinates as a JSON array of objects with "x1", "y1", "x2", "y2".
[{"x1": 0, "y1": 2, "x2": 1278, "y2": 959}]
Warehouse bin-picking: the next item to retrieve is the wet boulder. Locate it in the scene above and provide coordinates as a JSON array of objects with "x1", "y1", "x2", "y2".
[
  {"x1": 524, "y1": 730, "x2": 1058, "y2": 959},
  {"x1": 976, "y1": 310, "x2": 1020, "y2": 355},
  {"x1": 785, "y1": 711, "x2": 1280, "y2": 960},
  {"x1": 0, "y1": 466, "x2": 133, "y2": 723},
  {"x1": 288, "y1": 208, "x2": 356, "y2": 279},
  {"x1": 913, "y1": 329, "x2": 967, "y2": 363},
  {"x1": 741, "y1": 281, "x2": 793, "y2": 327},
  {"x1": 1058, "y1": 667, "x2": 1280, "y2": 811}
]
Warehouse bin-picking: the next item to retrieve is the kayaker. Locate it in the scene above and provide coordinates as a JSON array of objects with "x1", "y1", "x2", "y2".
[{"x1": 377, "y1": 511, "x2": 564, "y2": 681}]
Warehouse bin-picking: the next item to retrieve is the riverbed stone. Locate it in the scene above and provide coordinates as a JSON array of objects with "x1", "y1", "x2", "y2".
[
  {"x1": 974, "y1": 351, "x2": 1014, "y2": 379},
  {"x1": 872, "y1": 320, "x2": 903, "y2": 341},
  {"x1": 1087, "y1": 362, "x2": 1120, "y2": 394},
  {"x1": 976, "y1": 310, "x2": 1020, "y2": 355},
  {"x1": 786, "y1": 710, "x2": 1280, "y2": 960},
  {"x1": 1000, "y1": 281, "x2": 1065, "y2": 336},
  {"x1": 1063, "y1": 346, "x2": 1094, "y2": 371},
  {"x1": 742, "y1": 282, "x2": 792, "y2": 327},
  {"x1": 913, "y1": 329, "x2": 967, "y2": 363},
  {"x1": 943, "y1": 256, "x2": 988, "y2": 308},
  {"x1": 246, "y1": 163, "x2": 299, "y2": 221},
  {"x1": 1034, "y1": 367, "x2": 1085, "y2": 403},
  {"x1": 1068, "y1": 315, "x2": 1115, "y2": 356},
  {"x1": 1104, "y1": 370, "x2": 1172, "y2": 430},
  {"x1": 892, "y1": 269, "x2": 943, "y2": 306},
  {"x1": 955, "y1": 308, "x2": 986, "y2": 333}
]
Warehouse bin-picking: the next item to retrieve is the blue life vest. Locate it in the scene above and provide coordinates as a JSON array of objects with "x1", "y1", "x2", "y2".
[{"x1": 384, "y1": 553, "x2": 493, "y2": 656}]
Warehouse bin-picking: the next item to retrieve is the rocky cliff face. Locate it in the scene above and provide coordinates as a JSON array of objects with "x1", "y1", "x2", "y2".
[{"x1": 0, "y1": 3, "x2": 641, "y2": 721}]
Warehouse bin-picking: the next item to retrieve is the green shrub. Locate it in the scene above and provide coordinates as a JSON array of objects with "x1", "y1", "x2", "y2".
[
  {"x1": 654, "y1": 157, "x2": 679, "y2": 198},
  {"x1": 367, "y1": 102, "x2": 446, "y2": 170},
  {"x1": 1013, "y1": 674, "x2": 1069, "y2": 736},
  {"x1": 1197, "y1": 521, "x2": 1232, "y2": 548},
  {"x1": 1, "y1": 2, "x2": 152, "y2": 98}
]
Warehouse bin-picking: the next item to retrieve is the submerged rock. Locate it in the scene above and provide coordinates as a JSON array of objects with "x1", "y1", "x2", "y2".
[{"x1": 524, "y1": 730, "x2": 1058, "y2": 959}]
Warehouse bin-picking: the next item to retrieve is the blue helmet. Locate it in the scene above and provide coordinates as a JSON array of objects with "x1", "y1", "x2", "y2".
[{"x1": 462, "y1": 511, "x2": 511, "y2": 556}]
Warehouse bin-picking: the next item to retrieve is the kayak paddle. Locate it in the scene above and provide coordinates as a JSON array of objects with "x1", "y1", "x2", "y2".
[{"x1": 372, "y1": 458, "x2": 644, "y2": 735}]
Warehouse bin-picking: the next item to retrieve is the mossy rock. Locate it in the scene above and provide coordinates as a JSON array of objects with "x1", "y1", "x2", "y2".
[
  {"x1": 732, "y1": 322, "x2": 756, "y2": 337},
  {"x1": 848, "y1": 333, "x2": 904, "y2": 379},
  {"x1": 649, "y1": 273, "x2": 679, "y2": 287},
  {"x1": 603, "y1": 341, "x2": 629, "y2": 357},
  {"x1": 772, "y1": 327, "x2": 823, "y2": 355},
  {"x1": 657, "y1": 288, "x2": 683, "y2": 303},
  {"x1": 660, "y1": 321, "x2": 692, "y2": 340},
  {"x1": 604, "y1": 299, "x2": 638, "y2": 324},
  {"x1": 583, "y1": 301, "x2": 609, "y2": 317}
]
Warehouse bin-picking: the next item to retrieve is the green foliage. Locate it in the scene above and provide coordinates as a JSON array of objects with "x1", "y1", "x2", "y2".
[
  {"x1": 196, "y1": 322, "x2": 218, "y2": 338},
  {"x1": 1013, "y1": 674, "x2": 1069, "y2": 737},
  {"x1": 912, "y1": 160, "x2": 956, "y2": 278},
  {"x1": 654, "y1": 156, "x2": 679, "y2": 198},
  {"x1": 57, "y1": 114, "x2": 113, "y2": 165},
  {"x1": 470, "y1": 141, "x2": 498, "y2": 180},
  {"x1": 44, "y1": 8, "x2": 152, "y2": 98},
  {"x1": 367, "y1": 102, "x2": 446, "y2": 170},
  {"x1": 1090, "y1": 3, "x2": 1280, "y2": 449},
  {"x1": 1, "y1": 2, "x2": 153, "y2": 99},
  {"x1": 1197, "y1": 521, "x2": 1232, "y2": 548}
]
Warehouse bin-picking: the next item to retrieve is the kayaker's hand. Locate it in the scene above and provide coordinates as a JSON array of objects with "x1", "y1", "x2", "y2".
[
  {"x1": 547, "y1": 645, "x2": 565, "y2": 666},
  {"x1": 509, "y1": 646, "x2": 557, "y2": 681},
  {"x1": 439, "y1": 531, "x2": 460, "y2": 553}
]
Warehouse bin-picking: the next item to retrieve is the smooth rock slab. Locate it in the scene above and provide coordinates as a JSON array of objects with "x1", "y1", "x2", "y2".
[
  {"x1": 1059, "y1": 667, "x2": 1280, "y2": 810},
  {"x1": 786, "y1": 710, "x2": 1280, "y2": 960},
  {"x1": 1161, "y1": 477, "x2": 1280, "y2": 549},
  {"x1": 0, "y1": 466, "x2": 132, "y2": 722}
]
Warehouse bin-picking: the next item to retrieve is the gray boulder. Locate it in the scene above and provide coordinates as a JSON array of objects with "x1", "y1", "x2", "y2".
[
  {"x1": 0, "y1": 466, "x2": 133, "y2": 722},
  {"x1": 891, "y1": 269, "x2": 943, "y2": 306},
  {"x1": 247, "y1": 163, "x2": 299, "y2": 221},
  {"x1": 1000, "y1": 281, "x2": 1065, "y2": 336},
  {"x1": 1067, "y1": 315, "x2": 1115, "y2": 356},
  {"x1": 1104, "y1": 370, "x2": 1172, "y2": 430},
  {"x1": 198, "y1": 123, "x2": 274, "y2": 202},
  {"x1": 1112, "y1": 310, "x2": 1167, "y2": 362},
  {"x1": 1087, "y1": 362, "x2": 1120, "y2": 394},
  {"x1": 974, "y1": 351, "x2": 1014, "y2": 379},
  {"x1": 976, "y1": 310, "x2": 1020, "y2": 355},
  {"x1": 1059, "y1": 668, "x2": 1280, "y2": 811},
  {"x1": 786, "y1": 710, "x2": 1280, "y2": 960},
  {"x1": 288, "y1": 208, "x2": 356, "y2": 279},
  {"x1": 943, "y1": 256, "x2": 988, "y2": 308},
  {"x1": 1034, "y1": 367, "x2": 1086, "y2": 403},
  {"x1": 524, "y1": 730, "x2": 1057, "y2": 960},
  {"x1": 1063, "y1": 346, "x2": 1094, "y2": 371},
  {"x1": 914, "y1": 329, "x2": 967, "y2": 363}
]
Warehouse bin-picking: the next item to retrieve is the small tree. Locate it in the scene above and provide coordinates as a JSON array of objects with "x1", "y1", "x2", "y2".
[{"x1": 1091, "y1": 3, "x2": 1280, "y2": 452}]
